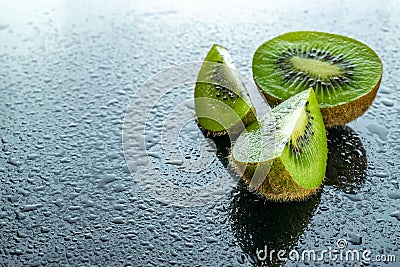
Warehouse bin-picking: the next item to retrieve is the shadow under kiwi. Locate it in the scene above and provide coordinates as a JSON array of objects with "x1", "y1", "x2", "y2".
[{"x1": 325, "y1": 125, "x2": 367, "y2": 194}]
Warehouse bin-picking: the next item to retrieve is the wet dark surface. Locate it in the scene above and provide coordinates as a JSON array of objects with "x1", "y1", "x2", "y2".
[{"x1": 1, "y1": 1, "x2": 399, "y2": 266}]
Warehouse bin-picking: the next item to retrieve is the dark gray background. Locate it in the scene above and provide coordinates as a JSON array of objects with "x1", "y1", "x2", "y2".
[{"x1": 0, "y1": 0, "x2": 399, "y2": 266}]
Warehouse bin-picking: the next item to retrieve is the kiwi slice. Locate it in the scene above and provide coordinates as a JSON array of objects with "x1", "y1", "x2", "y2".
[
  {"x1": 231, "y1": 88, "x2": 327, "y2": 201},
  {"x1": 252, "y1": 31, "x2": 383, "y2": 127},
  {"x1": 195, "y1": 44, "x2": 255, "y2": 136}
]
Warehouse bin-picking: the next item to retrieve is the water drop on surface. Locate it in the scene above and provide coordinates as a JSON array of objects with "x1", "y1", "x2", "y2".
[
  {"x1": 347, "y1": 233, "x2": 362, "y2": 245},
  {"x1": 367, "y1": 123, "x2": 388, "y2": 141},
  {"x1": 344, "y1": 193, "x2": 363, "y2": 202},
  {"x1": 388, "y1": 192, "x2": 400, "y2": 199},
  {"x1": 381, "y1": 98, "x2": 394, "y2": 107},
  {"x1": 389, "y1": 211, "x2": 400, "y2": 221}
]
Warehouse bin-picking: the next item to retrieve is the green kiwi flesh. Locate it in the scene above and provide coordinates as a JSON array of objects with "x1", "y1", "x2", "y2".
[
  {"x1": 231, "y1": 88, "x2": 327, "y2": 202},
  {"x1": 195, "y1": 44, "x2": 255, "y2": 136},
  {"x1": 252, "y1": 31, "x2": 383, "y2": 127}
]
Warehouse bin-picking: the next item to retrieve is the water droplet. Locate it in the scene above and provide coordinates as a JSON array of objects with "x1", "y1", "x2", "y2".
[
  {"x1": 381, "y1": 98, "x2": 394, "y2": 107},
  {"x1": 348, "y1": 233, "x2": 362, "y2": 245},
  {"x1": 8, "y1": 157, "x2": 22, "y2": 167},
  {"x1": 367, "y1": 123, "x2": 388, "y2": 141},
  {"x1": 98, "y1": 174, "x2": 118, "y2": 187},
  {"x1": 0, "y1": 24, "x2": 9, "y2": 30},
  {"x1": 111, "y1": 217, "x2": 125, "y2": 224},
  {"x1": 27, "y1": 154, "x2": 38, "y2": 160},
  {"x1": 344, "y1": 193, "x2": 363, "y2": 201},
  {"x1": 205, "y1": 237, "x2": 218, "y2": 243},
  {"x1": 22, "y1": 204, "x2": 42, "y2": 212},
  {"x1": 388, "y1": 192, "x2": 400, "y2": 199},
  {"x1": 389, "y1": 211, "x2": 400, "y2": 221}
]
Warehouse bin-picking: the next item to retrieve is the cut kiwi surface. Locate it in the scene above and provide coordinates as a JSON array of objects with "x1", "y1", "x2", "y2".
[
  {"x1": 253, "y1": 31, "x2": 383, "y2": 127},
  {"x1": 195, "y1": 44, "x2": 255, "y2": 136},
  {"x1": 231, "y1": 88, "x2": 327, "y2": 202}
]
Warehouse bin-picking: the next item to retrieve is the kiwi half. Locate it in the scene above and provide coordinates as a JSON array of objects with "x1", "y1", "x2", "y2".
[
  {"x1": 252, "y1": 31, "x2": 383, "y2": 127},
  {"x1": 195, "y1": 44, "x2": 255, "y2": 136},
  {"x1": 231, "y1": 88, "x2": 327, "y2": 202}
]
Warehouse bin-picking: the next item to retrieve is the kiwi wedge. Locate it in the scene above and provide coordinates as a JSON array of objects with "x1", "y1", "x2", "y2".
[
  {"x1": 231, "y1": 88, "x2": 327, "y2": 201},
  {"x1": 195, "y1": 44, "x2": 255, "y2": 136},
  {"x1": 252, "y1": 31, "x2": 383, "y2": 127}
]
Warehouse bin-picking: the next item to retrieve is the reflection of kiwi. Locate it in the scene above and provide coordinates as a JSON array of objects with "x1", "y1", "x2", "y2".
[
  {"x1": 229, "y1": 180, "x2": 321, "y2": 266},
  {"x1": 195, "y1": 44, "x2": 255, "y2": 136},
  {"x1": 207, "y1": 134, "x2": 233, "y2": 168},
  {"x1": 325, "y1": 126, "x2": 367, "y2": 194},
  {"x1": 231, "y1": 88, "x2": 327, "y2": 202},
  {"x1": 253, "y1": 31, "x2": 383, "y2": 127}
]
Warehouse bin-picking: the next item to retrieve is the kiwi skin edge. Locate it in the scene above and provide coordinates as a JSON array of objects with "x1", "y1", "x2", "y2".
[
  {"x1": 230, "y1": 154, "x2": 322, "y2": 202},
  {"x1": 259, "y1": 75, "x2": 382, "y2": 128}
]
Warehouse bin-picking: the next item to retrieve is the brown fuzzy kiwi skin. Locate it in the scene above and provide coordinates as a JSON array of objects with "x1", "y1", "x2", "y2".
[
  {"x1": 230, "y1": 154, "x2": 322, "y2": 202},
  {"x1": 197, "y1": 106, "x2": 257, "y2": 137},
  {"x1": 258, "y1": 76, "x2": 382, "y2": 128}
]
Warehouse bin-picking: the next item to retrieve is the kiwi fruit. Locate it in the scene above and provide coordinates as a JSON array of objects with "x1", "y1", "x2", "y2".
[
  {"x1": 195, "y1": 44, "x2": 255, "y2": 136},
  {"x1": 252, "y1": 31, "x2": 383, "y2": 127},
  {"x1": 231, "y1": 88, "x2": 327, "y2": 202}
]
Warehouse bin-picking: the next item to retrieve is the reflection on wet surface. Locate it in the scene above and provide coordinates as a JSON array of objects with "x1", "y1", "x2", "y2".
[
  {"x1": 325, "y1": 126, "x2": 367, "y2": 194},
  {"x1": 229, "y1": 180, "x2": 321, "y2": 266}
]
